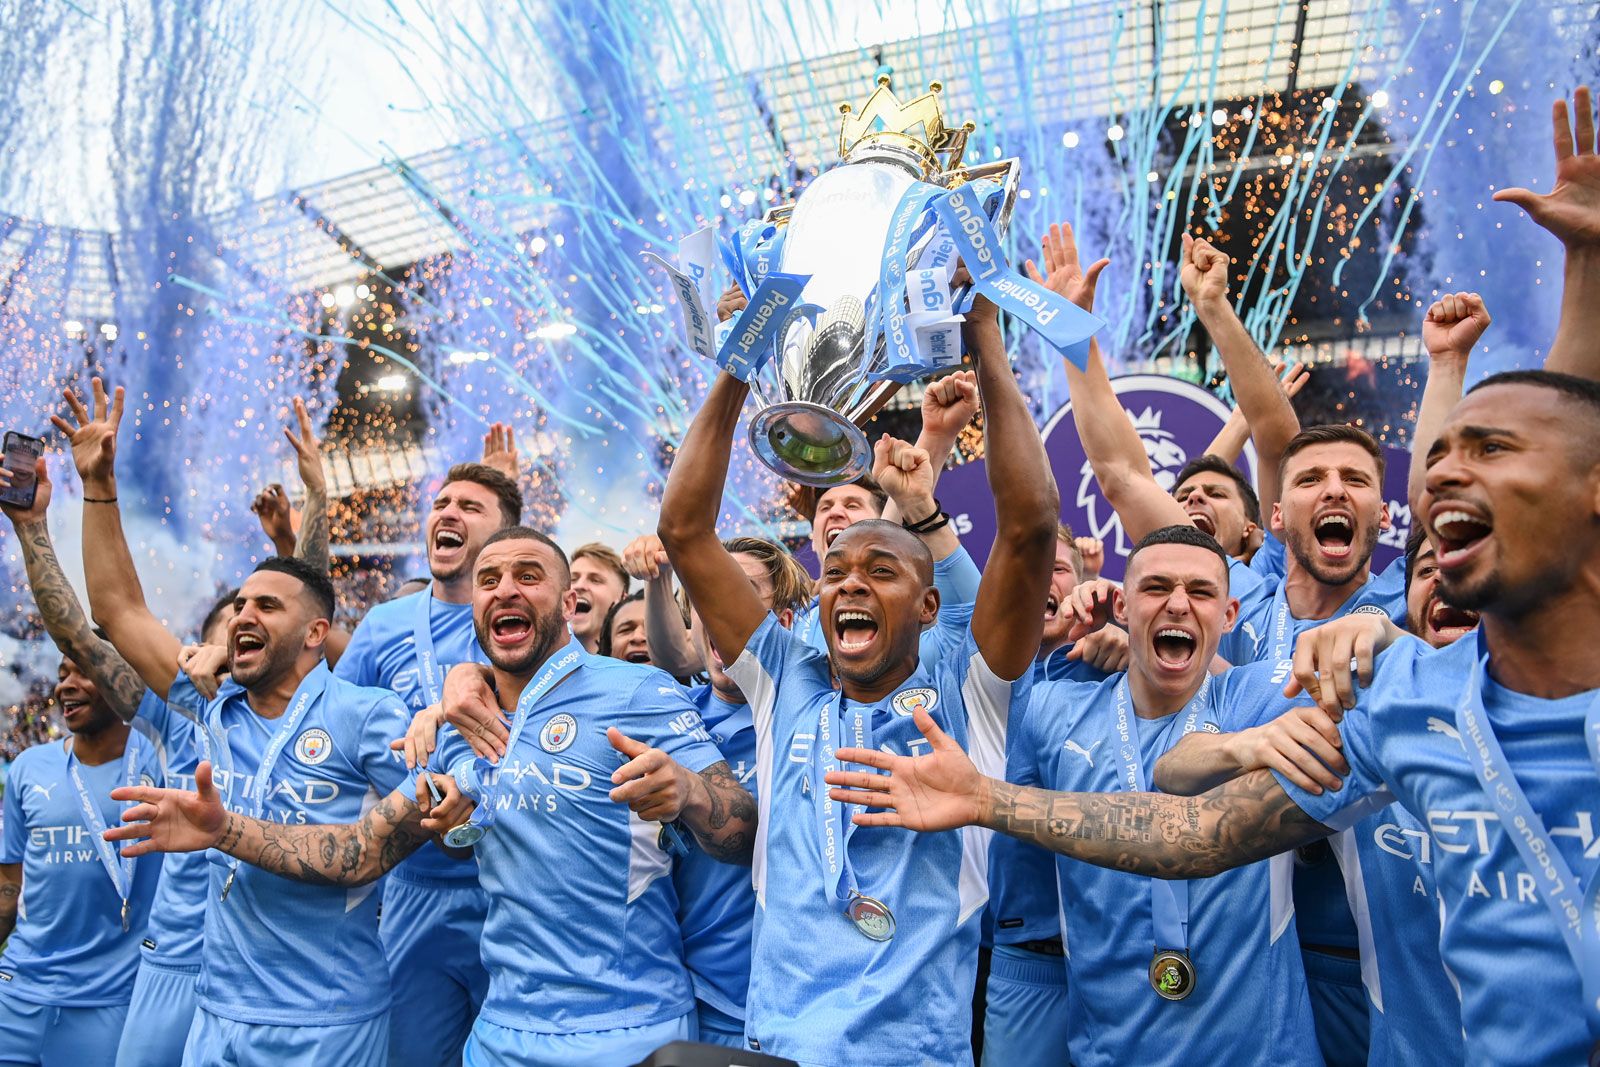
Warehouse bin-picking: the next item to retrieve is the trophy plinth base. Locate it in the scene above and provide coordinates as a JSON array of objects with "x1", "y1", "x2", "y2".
[{"x1": 749, "y1": 402, "x2": 872, "y2": 488}]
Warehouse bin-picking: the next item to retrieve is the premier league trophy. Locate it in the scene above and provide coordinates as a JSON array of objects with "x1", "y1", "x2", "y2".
[{"x1": 648, "y1": 75, "x2": 1102, "y2": 486}]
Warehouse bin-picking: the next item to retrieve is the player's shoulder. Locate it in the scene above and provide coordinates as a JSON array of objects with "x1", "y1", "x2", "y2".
[
  {"x1": 349, "y1": 593, "x2": 417, "y2": 632},
  {"x1": 1027, "y1": 674, "x2": 1118, "y2": 737},
  {"x1": 9, "y1": 740, "x2": 60, "y2": 777},
  {"x1": 579, "y1": 655, "x2": 686, "y2": 698},
  {"x1": 1369, "y1": 630, "x2": 1474, "y2": 701},
  {"x1": 323, "y1": 670, "x2": 411, "y2": 721}
]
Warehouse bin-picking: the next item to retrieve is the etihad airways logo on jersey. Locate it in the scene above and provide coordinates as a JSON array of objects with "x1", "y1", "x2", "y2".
[
  {"x1": 213, "y1": 770, "x2": 344, "y2": 822},
  {"x1": 29, "y1": 825, "x2": 116, "y2": 864},
  {"x1": 786, "y1": 730, "x2": 931, "y2": 764},
  {"x1": 1376, "y1": 808, "x2": 1600, "y2": 903}
]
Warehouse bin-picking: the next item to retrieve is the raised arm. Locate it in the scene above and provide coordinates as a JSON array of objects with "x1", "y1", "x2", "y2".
[
  {"x1": 0, "y1": 461, "x2": 148, "y2": 719},
  {"x1": 823, "y1": 706, "x2": 1330, "y2": 880},
  {"x1": 1493, "y1": 87, "x2": 1600, "y2": 380},
  {"x1": 966, "y1": 296, "x2": 1061, "y2": 680},
  {"x1": 285, "y1": 398, "x2": 330, "y2": 573},
  {"x1": 1203, "y1": 362, "x2": 1310, "y2": 463},
  {"x1": 52, "y1": 379, "x2": 183, "y2": 699},
  {"x1": 1026, "y1": 224, "x2": 1192, "y2": 540},
  {"x1": 1411, "y1": 293, "x2": 1489, "y2": 512},
  {"x1": 881, "y1": 371, "x2": 979, "y2": 525},
  {"x1": 106, "y1": 762, "x2": 458, "y2": 887},
  {"x1": 622, "y1": 534, "x2": 702, "y2": 678},
  {"x1": 656, "y1": 372, "x2": 769, "y2": 664},
  {"x1": 1181, "y1": 234, "x2": 1301, "y2": 514}
]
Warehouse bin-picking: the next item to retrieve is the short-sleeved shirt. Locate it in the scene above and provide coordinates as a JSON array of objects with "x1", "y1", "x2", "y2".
[
  {"x1": 334, "y1": 589, "x2": 480, "y2": 883},
  {"x1": 1018, "y1": 663, "x2": 1320, "y2": 1067},
  {"x1": 193, "y1": 663, "x2": 414, "y2": 1026},
  {"x1": 671, "y1": 684, "x2": 759, "y2": 1020},
  {"x1": 1273, "y1": 630, "x2": 1598, "y2": 1065},
  {"x1": 726, "y1": 609, "x2": 1026, "y2": 1066},
  {"x1": 0, "y1": 730, "x2": 164, "y2": 1006},
  {"x1": 134, "y1": 681, "x2": 210, "y2": 966},
  {"x1": 433, "y1": 650, "x2": 725, "y2": 1034}
]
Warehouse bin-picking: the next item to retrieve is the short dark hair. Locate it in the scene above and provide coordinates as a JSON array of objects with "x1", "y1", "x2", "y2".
[
  {"x1": 443, "y1": 463, "x2": 522, "y2": 528},
  {"x1": 200, "y1": 587, "x2": 240, "y2": 642},
  {"x1": 1403, "y1": 525, "x2": 1430, "y2": 599},
  {"x1": 251, "y1": 558, "x2": 335, "y2": 620},
  {"x1": 572, "y1": 543, "x2": 631, "y2": 596},
  {"x1": 793, "y1": 472, "x2": 890, "y2": 524},
  {"x1": 827, "y1": 518, "x2": 935, "y2": 583},
  {"x1": 1279, "y1": 424, "x2": 1385, "y2": 485},
  {"x1": 1466, "y1": 370, "x2": 1600, "y2": 464},
  {"x1": 1126, "y1": 524, "x2": 1231, "y2": 586},
  {"x1": 1175, "y1": 454, "x2": 1262, "y2": 526},
  {"x1": 597, "y1": 590, "x2": 645, "y2": 658},
  {"x1": 481, "y1": 526, "x2": 571, "y2": 583}
]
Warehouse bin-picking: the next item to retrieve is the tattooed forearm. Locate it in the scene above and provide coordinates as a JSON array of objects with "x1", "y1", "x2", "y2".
[
  {"x1": 215, "y1": 790, "x2": 427, "y2": 887},
  {"x1": 982, "y1": 769, "x2": 1330, "y2": 879},
  {"x1": 294, "y1": 485, "x2": 330, "y2": 574},
  {"x1": 684, "y1": 761, "x2": 757, "y2": 865},
  {"x1": 14, "y1": 519, "x2": 148, "y2": 719}
]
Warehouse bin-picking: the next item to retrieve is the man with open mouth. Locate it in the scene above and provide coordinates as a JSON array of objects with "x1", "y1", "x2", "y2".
[
  {"x1": 657, "y1": 288, "x2": 1058, "y2": 1067},
  {"x1": 596, "y1": 591, "x2": 652, "y2": 665},
  {"x1": 568, "y1": 543, "x2": 631, "y2": 655},
  {"x1": 332, "y1": 461, "x2": 522, "y2": 1067},
  {"x1": 826, "y1": 366, "x2": 1600, "y2": 1067}
]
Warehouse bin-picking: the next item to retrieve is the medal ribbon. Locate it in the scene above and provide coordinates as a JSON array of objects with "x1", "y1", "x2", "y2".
[
  {"x1": 213, "y1": 666, "x2": 328, "y2": 889},
  {"x1": 410, "y1": 585, "x2": 487, "y2": 709},
  {"x1": 453, "y1": 639, "x2": 586, "y2": 834},
  {"x1": 1452, "y1": 634, "x2": 1600, "y2": 1044},
  {"x1": 67, "y1": 730, "x2": 150, "y2": 928},
  {"x1": 1111, "y1": 675, "x2": 1213, "y2": 953},
  {"x1": 813, "y1": 679, "x2": 900, "y2": 918}
]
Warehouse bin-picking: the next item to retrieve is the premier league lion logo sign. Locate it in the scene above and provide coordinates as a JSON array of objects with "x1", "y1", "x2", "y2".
[{"x1": 941, "y1": 375, "x2": 1251, "y2": 582}]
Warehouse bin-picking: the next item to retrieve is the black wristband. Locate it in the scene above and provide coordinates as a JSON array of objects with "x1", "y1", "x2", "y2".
[
  {"x1": 82, "y1": 496, "x2": 118, "y2": 504},
  {"x1": 902, "y1": 501, "x2": 950, "y2": 534}
]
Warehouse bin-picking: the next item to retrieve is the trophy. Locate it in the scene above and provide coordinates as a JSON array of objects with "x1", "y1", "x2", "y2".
[{"x1": 648, "y1": 75, "x2": 1102, "y2": 487}]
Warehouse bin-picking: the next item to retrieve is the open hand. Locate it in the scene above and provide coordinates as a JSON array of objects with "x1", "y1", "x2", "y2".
[
  {"x1": 285, "y1": 398, "x2": 326, "y2": 495},
  {"x1": 51, "y1": 377, "x2": 123, "y2": 490},
  {"x1": 106, "y1": 761, "x2": 228, "y2": 857},
  {"x1": 824, "y1": 706, "x2": 986, "y2": 832},
  {"x1": 1493, "y1": 87, "x2": 1600, "y2": 248},
  {"x1": 1024, "y1": 222, "x2": 1109, "y2": 313},
  {"x1": 481, "y1": 422, "x2": 519, "y2": 480}
]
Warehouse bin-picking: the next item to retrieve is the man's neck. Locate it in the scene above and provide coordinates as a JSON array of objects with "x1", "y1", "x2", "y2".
[
  {"x1": 70, "y1": 719, "x2": 131, "y2": 766},
  {"x1": 838, "y1": 659, "x2": 917, "y2": 704},
  {"x1": 709, "y1": 681, "x2": 748, "y2": 707},
  {"x1": 432, "y1": 574, "x2": 473, "y2": 606},
  {"x1": 1483, "y1": 570, "x2": 1600, "y2": 700},
  {"x1": 1283, "y1": 557, "x2": 1370, "y2": 621},
  {"x1": 246, "y1": 660, "x2": 316, "y2": 719},
  {"x1": 1036, "y1": 636, "x2": 1067, "y2": 663},
  {"x1": 1126, "y1": 665, "x2": 1204, "y2": 720}
]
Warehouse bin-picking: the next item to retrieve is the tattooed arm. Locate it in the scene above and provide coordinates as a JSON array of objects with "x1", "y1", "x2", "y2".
[
  {"x1": 823, "y1": 706, "x2": 1331, "y2": 880},
  {"x1": 0, "y1": 865, "x2": 19, "y2": 943},
  {"x1": 607, "y1": 729, "x2": 757, "y2": 865},
  {"x1": 0, "y1": 460, "x2": 148, "y2": 719},
  {"x1": 284, "y1": 397, "x2": 331, "y2": 574},
  {"x1": 106, "y1": 763, "x2": 450, "y2": 887}
]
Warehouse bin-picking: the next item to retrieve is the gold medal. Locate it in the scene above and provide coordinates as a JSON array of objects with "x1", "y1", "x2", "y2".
[{"x1": 1149, "y1": 949, "x2": 1196, "y2": 1000}]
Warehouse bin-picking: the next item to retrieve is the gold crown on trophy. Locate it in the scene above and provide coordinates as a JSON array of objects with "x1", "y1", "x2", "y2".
[{"x1": 837, "y1": 75, "x2": 976, "y2": 177}]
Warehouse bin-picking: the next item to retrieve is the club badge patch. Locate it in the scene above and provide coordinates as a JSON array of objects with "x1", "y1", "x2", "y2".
[
  {"x1": 295, "y1": 728, "x2": 333, "y2": 766},
  {"x1": 891, "y1": 687, "x2": 938, "y2": 717},
  {"x1": 540, "y1": 713, "x2": 578, "y2": 753}
]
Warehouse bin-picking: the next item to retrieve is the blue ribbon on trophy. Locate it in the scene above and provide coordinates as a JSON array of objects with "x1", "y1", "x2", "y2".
[{"x1": 646, "y1": 75, "x2": 1104, "y2": 486}]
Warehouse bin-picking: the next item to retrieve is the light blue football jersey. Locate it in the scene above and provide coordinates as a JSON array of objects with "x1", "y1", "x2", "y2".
[
  {"x1": 335, "y1": 589, "x2": 480, "y2": 882},
  {"x1": 432, "y1": 648, "x2": 725, "y2": 1034},
  {"x1": 1274, "y1": 630, "x2": 1597, "y2": 1065},
  {"x1": 671, "y1": 685, "x2": 759, "y2": 1021},
  {"x1": 984, "y1": 650, "x2": 1113, "y2": 948},
  {"x1": 1220, "y1": 555, "x2": 1405, "y2": 666},
  {"x1": 1016, "y1": 662, "x2": 1320, "y2": 1067},
  {"x1": 135, "y1": 682, "x2": 210, "y2": 966},
  {"x1": 191, "y1": 663, "x2": 414, "y2": 1026},
  {"x1": 725, "y1": 609, "x2": 1026, "y2": 1066},
  {"x1": 0, "y1": 730, "x2": 164, "y2": 1006},
  {"x1": 794, "y1": 544, "x2": 982, "y2": 653}
]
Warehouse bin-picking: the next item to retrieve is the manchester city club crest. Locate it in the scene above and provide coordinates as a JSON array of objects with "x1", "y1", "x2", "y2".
[
  {"x1": 295, "y1": 728, "x2": 333, "y2": 766},
  {"x1": 540, "y1": 713, "x2": 578, "y2": 753},
  {"x1": 891, "y1": 687, "x2": 938, "y2": 717}
]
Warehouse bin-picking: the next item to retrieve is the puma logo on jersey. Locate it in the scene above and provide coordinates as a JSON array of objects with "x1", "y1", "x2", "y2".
[
  {"x1": 27, "y1": 784, "x2": 55, "y2": 801},
  {"x1": 1426, "y1": 717, "x2": 1462, "y2": 743},
  {"x1": 1063, "y1": 738, "x2": 1102, "y2": 768},
  {"x1": 1241, "y1": 621, "x2": 1261, "y2": 648}
]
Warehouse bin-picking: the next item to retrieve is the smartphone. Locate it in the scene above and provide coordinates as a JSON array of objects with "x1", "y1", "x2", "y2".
[{"x1": 0, "y1": 432, "x2": 44, "y2": 509}]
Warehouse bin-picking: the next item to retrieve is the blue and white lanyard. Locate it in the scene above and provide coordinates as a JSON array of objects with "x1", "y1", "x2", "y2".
[
  {"x1": 1453, "y1": 643, "x2": 1600, "y2": 1044},
  {"x1": 1111, "y1": 675, "x2": 1213, "y2": 953},
  {"x1": 814, "y1": 684, "x2": 885, "y2": 916},
  {"x1": 215, "y1": 672, "x2": 324, "y2": 893},
  {"x1": 67, "y1": 731, "x2": 149, "y2": 930},
  {"x1": 411, "y1": 585, "x2": 486, "y2": 709},
  {"x1": 454, "y1": 640, "x2": 585, "y2": 834}
]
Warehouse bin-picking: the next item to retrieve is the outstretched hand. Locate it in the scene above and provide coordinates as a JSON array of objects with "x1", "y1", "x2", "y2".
[
  {"x1": 1494, "y1": 87, "x2": 1600, "y2": 248},
  {"x1": 824, "y1": 706, "x2": 987, "y2": 832},
  {"x1": 284, "y1": 398, "x2": 326, "y2": 494},
  {"x1": 1024, "y1": 222, "x2": 1109, "y2": 313},
  {"x1": 481, "y1": 422, "x2": 519, "y2": 480},
  {"x1": 106, "y1": 760, "x2": 228, "y2": 857},
  {"x1": 51, "y1": 377, "x2": 123, "y2": 489}
]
